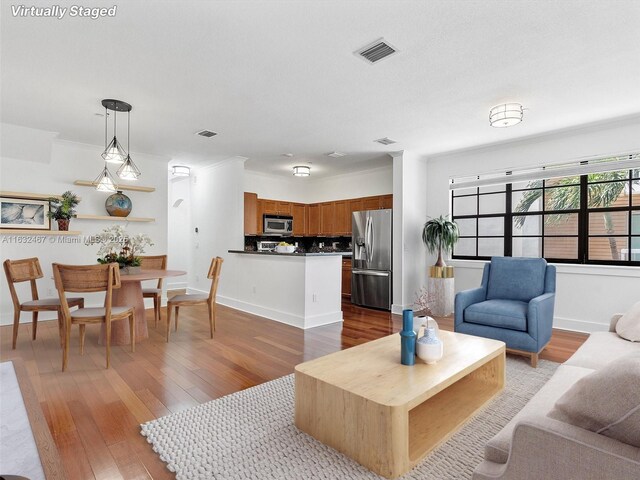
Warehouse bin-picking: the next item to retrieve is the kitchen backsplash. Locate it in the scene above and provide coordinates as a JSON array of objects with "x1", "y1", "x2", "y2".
[{"x1": 244, "y1": 235, "x2": 351, "y2": 252}]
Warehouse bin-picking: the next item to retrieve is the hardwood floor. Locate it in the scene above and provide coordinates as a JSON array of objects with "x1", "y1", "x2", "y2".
[{"x1": 0, "y1": 300, "x2": 588, "y2": 479}]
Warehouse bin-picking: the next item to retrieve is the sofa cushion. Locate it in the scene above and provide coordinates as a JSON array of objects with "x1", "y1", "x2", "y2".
[
  {"x1": 564, "y1": 332, "x2": 640, "y2": 370},
  {"x1": 485, "y1": 364, "x2": 594, "y2": 464},
  {"x1": 616, "y1": 301, "x2": 640, "y2": 342},
  {"x1": 465, "y1": 299, "x2": 528, "y2": 331},
  {"x1": 486, "y1": 257, "x2": 547, "y2": 302},
  {"x1": 548, "y1": 352, "x2": 640, "y2": 448}
]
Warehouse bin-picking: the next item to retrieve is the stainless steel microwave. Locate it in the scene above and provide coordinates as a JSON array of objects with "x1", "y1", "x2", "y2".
[{"x1": 263, "y1": 215, "x2": 293, "y2": 235}]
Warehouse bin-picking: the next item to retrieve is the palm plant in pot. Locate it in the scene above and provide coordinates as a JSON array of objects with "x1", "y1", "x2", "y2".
[
  {"x1": 422, "y1": 215, "x2": 459, "y2": 268},
  {"x1": 47, "y1": 191, "x2": 80, "y2": 231}
]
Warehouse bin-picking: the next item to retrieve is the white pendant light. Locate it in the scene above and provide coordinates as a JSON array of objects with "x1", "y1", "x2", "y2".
[
  {"x1": 293, "y1": 165, "x2": 310, "y2": 177},
  {"x1": 94, "y1": 165, "x2": 117, "y2": 192},
  {"x1": 489, "y1": 103, "x2": 524, "y2": 128},
  {"x1": 172, "y1": 165, "x2": 191, "y2": 177},
  {"x1": 101, "y1": 100, "x2": 130, "y2": 163}
]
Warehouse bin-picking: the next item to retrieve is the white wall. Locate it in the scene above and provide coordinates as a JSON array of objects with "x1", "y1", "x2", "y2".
[
  {"x1": 425, "y1": 116, "x2": 640, "y2": 332},
  {"x1": 0, "y1": 124, "x2": 169, "y2": 325},
  {"x1": 392, "y1": 151, "x2": 428, "y2": 313},
  {"x1": 189, "y1": 158, "x2": 245, "y2": 299},
  {"x1": 243, "y1": 164, "x2": 393, "y2": 204}
]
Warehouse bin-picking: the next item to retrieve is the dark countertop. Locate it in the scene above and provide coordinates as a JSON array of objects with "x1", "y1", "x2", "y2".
[{"x1": 229, "y1": 250, "x2": 352, "y2": 257}]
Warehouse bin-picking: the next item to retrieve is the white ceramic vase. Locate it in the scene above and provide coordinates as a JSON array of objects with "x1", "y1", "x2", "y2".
[{"x1": 416, "y1": 326, "x2": 444, "y2": 364}]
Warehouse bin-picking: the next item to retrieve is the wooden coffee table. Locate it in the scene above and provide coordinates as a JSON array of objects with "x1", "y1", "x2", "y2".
[{"x1": 294, "y1": 330, "x2": 505, "y2": 478}]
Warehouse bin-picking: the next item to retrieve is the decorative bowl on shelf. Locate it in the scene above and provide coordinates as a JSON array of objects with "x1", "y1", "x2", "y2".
[{"x1": 275, "y1": 245, "x2": 296, "y2": 253}]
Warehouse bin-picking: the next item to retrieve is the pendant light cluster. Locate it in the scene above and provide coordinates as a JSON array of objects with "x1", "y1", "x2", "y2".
[{"x1": 94, "y1": 99, "x2": 141, "y2": 192}]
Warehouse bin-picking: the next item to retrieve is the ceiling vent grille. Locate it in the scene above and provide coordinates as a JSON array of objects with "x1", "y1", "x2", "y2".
[
  {"x1": 196, "y1": 130, "x2": 217, "y2": 137},
  {"x1": 327, "y1": 151, "x2": 346, "y2": 158},
  {"x1": 374, "y1": 137, "x2": 397, "y2": 145},
  {"x1": 356, "y1": 38, "x2": 398, "y2": 64}
]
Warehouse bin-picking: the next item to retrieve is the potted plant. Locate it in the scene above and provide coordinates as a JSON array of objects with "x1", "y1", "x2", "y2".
[
  {"x1": 94, "y1": 225, "x2": 153, "y2": 273},
  {"x1": 422, "y1": 215, "x2": 459, "y2": 268},
  {"x1": 47, "y1": 191, "x2": 80, "y2": 231}
]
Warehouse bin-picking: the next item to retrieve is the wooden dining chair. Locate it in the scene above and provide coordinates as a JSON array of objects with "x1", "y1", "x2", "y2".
[
  {"x1": 4, "y1": 257, "x2": 84, "y2": 349},
  {"x1": 166, "y1": 256, "x2": 223, "y2": 342},
  {"x1": 53, "y1": 263, "x2": 135, "y2": 371},
  {"x1": 139, "y1": 254, "x2": 167, "y2": 326}
]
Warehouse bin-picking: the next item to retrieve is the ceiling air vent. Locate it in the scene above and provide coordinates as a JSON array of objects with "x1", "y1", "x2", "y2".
[
  {"x1": 374, "y1": 137, "x2": 397, "y2": 145},
  {"x1": 327, "y1": 151, "x2": 346, "y2": 158},
  {"x1": 196, "y1": 130, "x2": 217, "y2": 138},
  {"x1": 355, "y1": 38, "x2": 398, "y2": 64}
]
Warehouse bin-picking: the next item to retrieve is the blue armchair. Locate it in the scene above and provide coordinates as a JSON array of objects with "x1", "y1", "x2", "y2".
[{"x1": 454, "y1": 257, "x2": 556, "y2": 367}]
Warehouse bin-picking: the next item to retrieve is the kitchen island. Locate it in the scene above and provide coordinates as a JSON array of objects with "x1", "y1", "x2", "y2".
[{"x1": 225, "y1": 250, "x2": 345, "y2": 329}]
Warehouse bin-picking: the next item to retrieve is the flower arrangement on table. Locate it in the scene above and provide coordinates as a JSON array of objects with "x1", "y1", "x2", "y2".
[
  {"x1": 413, "y1": 286, "x2": 439, "y2": 331},
  {"x1": 94, "y1": 225, "x2": 153, "y2": 271}
]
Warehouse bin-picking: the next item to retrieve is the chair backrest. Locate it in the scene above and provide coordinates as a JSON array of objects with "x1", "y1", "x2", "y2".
[
  {"x1": 3, "y1": 257, "x2": 43, "y2": 307},
  {"x1": 52, "y1": 263, "x2": 120, "y2": 318},
  {"x1": 485, "y1": 256, "x2": 553, "y2": 302},
  {"x1": 139, "y1": 254, "x2": 167, "y2": 289},
  {"x1": 207, "y1": 257, "x2": 223, "y2": 304}
]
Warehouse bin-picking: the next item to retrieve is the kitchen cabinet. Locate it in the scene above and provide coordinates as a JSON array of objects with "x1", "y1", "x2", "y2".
[
  {"x1": 307, "y1": 204, "x2": 320, "y2": 235},
  {"x1": 348, "y1": 199, "x2": 363, "y2": 234},
  {"x1": 380, "y1": 194, "x2": 393, "y2": 209},
  {"x1": 320, "y1": 202, "x2": 335, "y2": 235},
  {"x1": 292, "y1": 203, "x2": 306, "y2": 236},
  {"x1": 261, "y1": 199, "x2": 277, "y2": 214},
  {"x1": 275, "y1": 201, "x2": 292, "y2": 215},
  {"x1": 341, "y1": 257, "x2": 352, "y2": 298},
  {"x1": 362, "y1": 196, "x2": 381, "y2": 210},
  {"x1": 256, "y1": 199, "x2": 264, "y2": 234},
  {"x1": 334, "y1": 200, "x2": 349, "y2": 235},
  {"x1": 244, "y1": 192, "x2": 258, "y2": 235}
]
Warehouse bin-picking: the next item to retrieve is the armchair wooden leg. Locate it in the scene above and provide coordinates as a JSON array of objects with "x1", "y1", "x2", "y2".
[
  {"x1": 166, "y1": 304, "x2": 172, "y2": 342},
  {"x1": 105, "y1": 320, "x2": 111, "y2": 369},
  {"x1": 32, "y1": 311, "x2": 38, "y2": 340},
  {"x1": 56, "y1": 310, "x2": 64, "y2": 348},
  {"x1": 531, "y1": 353, "x2": 539, "y2": 368},
  {"x1": 207, "y1": 304, "x2": 214, "y2": 339},
  {"x1": 129, "y1": 313, "x2": 136, "y2": 353},
  {"x1": 79, "y1": 324, "x2": 86, "y2": 354},
  {"x1": 12, "y1": 310, "x2": 20, "y2": 349}
]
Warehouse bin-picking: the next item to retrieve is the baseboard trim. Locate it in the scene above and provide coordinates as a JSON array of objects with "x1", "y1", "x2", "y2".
[
  {"x1": 216, "y1": 294, "x2": 343, "y2": 330},
  {"x1": 553, "y1": 316, "x2": 609, "y2": 334}
]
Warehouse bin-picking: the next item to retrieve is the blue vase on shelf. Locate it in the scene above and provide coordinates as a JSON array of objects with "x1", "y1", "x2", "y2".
[{"x1": 400, "y1": 309, "x2": 416, "y2": 366}]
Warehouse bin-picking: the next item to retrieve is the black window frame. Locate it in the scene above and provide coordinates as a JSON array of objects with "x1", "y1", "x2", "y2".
[{"x1": 451, "y1": 170, "x2": 640, "y2": 266}]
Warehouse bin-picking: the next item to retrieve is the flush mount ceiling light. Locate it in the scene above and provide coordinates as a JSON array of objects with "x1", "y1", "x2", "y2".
[
  {"x1": 293, "y1": 165, "x2": 311, "y2": 177},
  {"x1": 172, "y1": 165, "x2": 191, "y2": 177},
  {"x1": 489, "y1": 103, "x2": 524, "y2": 128},
  {"x1": 101, "y1": 99, "x2": 131, "y2": 163},
  {"x1": 93, "y1": 164, "x2": 117, "y2": 193}
]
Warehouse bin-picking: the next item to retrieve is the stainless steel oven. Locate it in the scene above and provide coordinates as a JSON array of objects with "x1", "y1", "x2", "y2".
[{"x1": 263, "y1": 215, "x2": 293, "y2": 235}]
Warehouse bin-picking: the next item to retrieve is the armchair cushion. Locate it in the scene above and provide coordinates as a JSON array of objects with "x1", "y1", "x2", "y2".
[
  {"x1": 486, "y1": 256, "x2": 547, "y2": 302},
  {"x1": 465, "y1": 299, "x2": 528, "y2": 331}
]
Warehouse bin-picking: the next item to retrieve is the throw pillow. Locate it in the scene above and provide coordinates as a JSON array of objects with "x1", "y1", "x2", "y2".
[
  {"x1": 616, "y1": 301, "x2": 640, "y2": 342},
  {"x1": 548, "y1": 352, "x2": 640, "y2": 447}
]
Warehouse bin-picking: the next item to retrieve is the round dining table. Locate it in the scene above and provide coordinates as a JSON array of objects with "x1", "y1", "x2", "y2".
[{"x1": 98, "y1": 269, "x2": 186, "y2": 346}]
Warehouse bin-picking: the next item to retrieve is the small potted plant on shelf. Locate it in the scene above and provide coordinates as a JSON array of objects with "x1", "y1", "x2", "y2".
[
  {"x1": 422, "y1": 215, "x2": 459, "y2": 268},
  {"x1": 47, "y1": 191, "x2": 80, "y2": 231},
  {"x1": 95, "y1": 225, "x2": 153, "y2": 273}
]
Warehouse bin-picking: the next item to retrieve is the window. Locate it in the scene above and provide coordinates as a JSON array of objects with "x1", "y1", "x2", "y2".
[{"x1": 451, "y1": 169, "x2": 640, "y2": 266}]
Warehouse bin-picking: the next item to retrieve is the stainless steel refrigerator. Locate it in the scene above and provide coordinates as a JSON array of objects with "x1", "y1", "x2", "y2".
[{"x1": 351, "y1": 209, "x2": 392, "y2": 310}]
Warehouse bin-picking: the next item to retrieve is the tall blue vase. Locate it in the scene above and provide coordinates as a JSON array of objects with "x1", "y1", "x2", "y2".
[{"x1": 400, "y1": 309, "x2": 416, "y2": 366}]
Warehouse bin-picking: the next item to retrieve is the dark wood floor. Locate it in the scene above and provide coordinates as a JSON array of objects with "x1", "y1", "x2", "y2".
[{"x1": 0, "y1": 300, "x2": 588, "y2": 479}]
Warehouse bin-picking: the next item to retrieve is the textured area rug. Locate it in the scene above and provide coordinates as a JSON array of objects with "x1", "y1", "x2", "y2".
[{"x1": 141, "y1": 357, "x2": 558, "y2": 479}]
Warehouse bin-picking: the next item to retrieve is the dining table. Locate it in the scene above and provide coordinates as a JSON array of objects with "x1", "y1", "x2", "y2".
[{"x1": 98, "y1": 269, "x2": 186, "y2": 346}]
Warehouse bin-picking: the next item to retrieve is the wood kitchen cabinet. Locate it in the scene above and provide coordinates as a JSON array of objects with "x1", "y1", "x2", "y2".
[
  {"x1": 341, "y1": 257, "x2": 352, "y2": 298},
  {"x1": 307, "y1": 204, "x2": 320, "y2": 235},
  {"x1": 292, "y1": 203, "x2": 306, "y2": 236},
  {"x1": 275, "y1": 201, "x2": 292, "y2": 215},
  {"x1": 244, "y1": 192, "x2": 258, "y2": 235},
  {"x1": 320, "y1": 202, "x2": 335, "y2": 235},
  {"x1": 380, "y1": 194, "x2": 393, "y2": 209},
  {"x1": 361, "y1": 196, "x2": 381, "y2": 210},
  {"x1": 334, "y1": 200, "x2": 349, "y2": 235}
]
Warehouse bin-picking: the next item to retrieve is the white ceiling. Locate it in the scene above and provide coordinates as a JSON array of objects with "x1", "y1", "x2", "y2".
[{"x1": 2, "y1": 0, "x2": 640, "y2": 178}]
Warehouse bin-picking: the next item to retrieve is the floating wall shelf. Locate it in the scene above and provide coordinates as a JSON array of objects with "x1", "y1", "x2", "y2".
[
  {"x1": 0, "y1": 229, "x2": 81, "y2": 236},
  {"x1": 74, "y1": 214, "x2": 155, "y2": 223},
  {"x1": 0, "y1": 191, "x2": 65, "y2": 200},
  {"x1": 73, "y1": 180, "x2": 155, "y2": 193}
]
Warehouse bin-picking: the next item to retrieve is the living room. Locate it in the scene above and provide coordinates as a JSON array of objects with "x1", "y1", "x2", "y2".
[{"x1": 1, "y1": 1, "x2": 639, "y2": 479}]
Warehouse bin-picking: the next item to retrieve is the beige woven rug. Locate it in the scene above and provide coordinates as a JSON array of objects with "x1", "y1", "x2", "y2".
[{"x1": 141, "y1": 356, "x2": 558, "y2": 479}]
